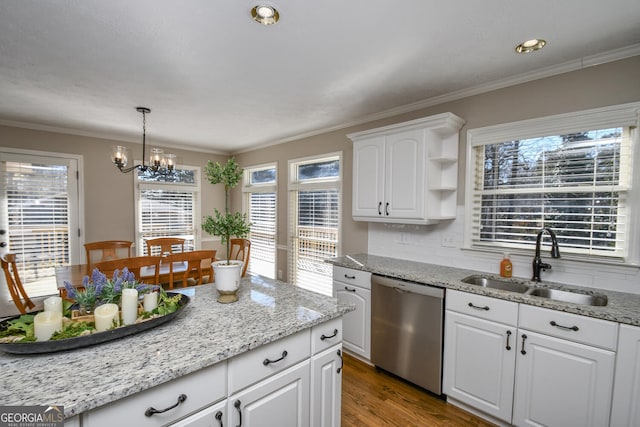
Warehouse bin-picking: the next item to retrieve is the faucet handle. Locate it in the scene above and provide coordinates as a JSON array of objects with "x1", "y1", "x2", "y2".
[{"x1": 540, "y1": 262, "x2": 552, "y2": 271}]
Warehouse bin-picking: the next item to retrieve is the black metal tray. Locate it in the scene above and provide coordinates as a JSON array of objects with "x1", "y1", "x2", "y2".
[{"x1": 0, "y1": 292, "x2": 190, "y2": 355}]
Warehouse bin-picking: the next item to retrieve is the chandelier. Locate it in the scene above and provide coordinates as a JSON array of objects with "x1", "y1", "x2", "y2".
[{"x1": 111, "y1": 107, "x2": 176, "y2": 174}]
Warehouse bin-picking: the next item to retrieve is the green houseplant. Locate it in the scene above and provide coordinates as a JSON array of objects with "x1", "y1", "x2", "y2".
[{"x1": 202, "y1": 157, "x2": 251, "y2": 303}]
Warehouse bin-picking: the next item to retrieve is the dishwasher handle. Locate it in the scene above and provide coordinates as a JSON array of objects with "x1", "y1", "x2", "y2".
[{"x1": 372, "y1": 274, "x2": 444, "y2": 299}]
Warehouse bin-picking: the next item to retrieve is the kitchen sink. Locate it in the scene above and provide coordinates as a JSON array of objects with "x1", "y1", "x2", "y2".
[
  {"x1": 525, "y1": 288, "x2": 608, "y2": 307},
  {"x1": 461, "y1": 275, "x2": 530, "y2": 293}
]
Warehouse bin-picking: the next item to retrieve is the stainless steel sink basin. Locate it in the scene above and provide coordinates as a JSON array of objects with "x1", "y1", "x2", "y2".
[
  {"x1": 525, "y1": 288, "x2": 608, "y2": 307},
  {"x1": 461, "y1": 275, "x2": 531, "y2": 293}
]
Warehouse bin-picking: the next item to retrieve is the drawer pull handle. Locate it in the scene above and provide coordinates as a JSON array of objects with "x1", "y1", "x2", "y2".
[
  {"x1": 337, "y1": 349, "x2": 343, "y2": 374},
  {"x1": 145, "y1": 393, "x2": 187, "y2": 417},
  {"x1": 468, "y1": 302, "x2": 490, "y2": 311},
  {"x1": 550, "y1": 320, "x2": 579, "y2": 332},
  {"x1": 263, "y1": 350, "x2": 288, "y2": 366},
  {"x1": 505, "y1": 330, "x2": 512, "y2": 351},
  {"x1": 344, "y1": 286, "x2": 357, "y2": 292},
  {"x1": 234, "y1": 400, "x2": 242, "y2": 427},
  {"x1": 321, "y1": 329, "x2": 339, "y2": 341},
  {"x1": 385, "y1": 202, "x2": 389, "y2": 216},
  {"x1": 344, "y1": 274, "x2": 356, "y2": 280},
  {"x1": 215, "y1": 410, "x2": 224, "y2": 427},
  {"x1": 378, "y1": 202, "x2": 382, "y2": 216},
  {"x1": 520, "y1": 334, "x2": 527, "y2": 355}
]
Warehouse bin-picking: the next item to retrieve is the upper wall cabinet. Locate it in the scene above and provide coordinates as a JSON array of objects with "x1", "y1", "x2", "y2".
[{"x1": 348, "y1": 113, "x2": 465, "y2": 224}]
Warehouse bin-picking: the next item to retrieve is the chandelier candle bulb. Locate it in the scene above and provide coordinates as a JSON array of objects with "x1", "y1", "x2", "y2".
[
  {"x1": 121, "y1": 289, "x2": 139, "y2": 325},
  {"x1": 143, "y1": 291, "x2": 158, "y2": 312},
  {"x1": 34, "y1": 311, "x2": 62, "y2": 341},
  {"x1": 94, "y1": 303, "x2": 120, "y2": 332},
  {"x1": 43, "y1": 296, "x2": 63, "y2": 314}
]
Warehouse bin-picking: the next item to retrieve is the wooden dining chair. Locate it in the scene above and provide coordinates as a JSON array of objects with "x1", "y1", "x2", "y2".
[
  {"x1": 1, "y1": 253, "x2": 36, "y2": 314},
  {"x1": 85, "y1": 240, "x2": 133, "y2": 274},
  {"x1": 94, "y1": 256, "x2": 162, "y2": 285},
  {"x1": 145, "y1": 237, "x2": 185, "y2": 257},
  {"x1": 230, "y1": 238, "x2": 251, "y2": 277},
  {"x1": 164, "y1": 250, "x2": 217, "y2": 289}
]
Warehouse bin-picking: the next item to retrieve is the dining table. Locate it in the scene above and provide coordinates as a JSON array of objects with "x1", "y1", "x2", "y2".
[{"x1": 55, "y1": 260, "x2": 211, "y2": 296}]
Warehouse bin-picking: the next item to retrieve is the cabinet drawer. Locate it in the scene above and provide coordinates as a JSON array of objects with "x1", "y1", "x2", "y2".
[
  {"x1": 332, "y1": 266, "x2": 371, "y2": 290},
  {"x1": 519, "y1": 304, "x2": 618, "y2": 350},
  {"x1": 311, "y1": 317, "x2": 343, "y2": 355},
  {"x1": 83, "y1": 362, "x2": 226, "y2": 427},
  {"x1": 446, "y1": 289, "x2": 518, "y2": 326},
  {"x1": 228, "y1": 329, "x2": 310, "y2": 394}
]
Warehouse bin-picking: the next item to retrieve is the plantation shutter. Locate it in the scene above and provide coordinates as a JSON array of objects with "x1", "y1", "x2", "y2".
[
  {"x1": 247, "y1": 192, "x2": 276, "y2": 278},
  {"x1": 470, "y1": 127, "x2": 631, "y2": 258},
  {"x1": 138, "y1": 186, "x2": 196, "y2": 253}
]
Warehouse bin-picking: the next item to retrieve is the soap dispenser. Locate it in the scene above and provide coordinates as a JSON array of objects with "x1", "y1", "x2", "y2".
[{"x1": 500, "y1": 253, "x2": 512, "y2": 278}]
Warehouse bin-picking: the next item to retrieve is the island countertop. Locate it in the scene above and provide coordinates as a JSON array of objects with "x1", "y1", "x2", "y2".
[
  {"x1": 328, "y1": 253, "x2": 640, "y2": 327},
  {"x1": 0, "y1": 275, "x2": 352, "y2": 418}
]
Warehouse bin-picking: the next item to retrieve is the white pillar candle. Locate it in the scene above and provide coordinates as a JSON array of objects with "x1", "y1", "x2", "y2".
[
  {"x1": 121, "y1": 288, "x2": 139, "y2": 325},
  {"x1": 34, "y1": 311, "x2": 63, "y2": 341},
  {"x1": 43, "y1": 296, "x2": 63, "y2": 314},
  {"x1": 143, "y1": 292, "x2": 158, "y2": 312},
  {"x1": 94, "y1": 303, "x2": 120, "y2": 332}
]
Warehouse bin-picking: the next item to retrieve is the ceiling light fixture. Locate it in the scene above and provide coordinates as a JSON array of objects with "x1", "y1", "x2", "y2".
[
  {"x1": 515, "y1": 38, "x2": 547, "y2": 54},
  {"x1": 251, "y1": 4, "x2": 279, "y2": 25},
  {"x1": 112, "y1": 107, "x2": 176, "y2": 175}
]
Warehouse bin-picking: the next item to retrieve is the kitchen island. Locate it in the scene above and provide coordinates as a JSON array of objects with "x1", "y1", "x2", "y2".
[{"x1": 0, "y1": 274, "x2": 352, "y2": 423}]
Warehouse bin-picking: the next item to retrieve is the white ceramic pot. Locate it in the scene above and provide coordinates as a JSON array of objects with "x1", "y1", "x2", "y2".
[{"x1": 212, "y1": 260, "x2": 243, "y2": 303}]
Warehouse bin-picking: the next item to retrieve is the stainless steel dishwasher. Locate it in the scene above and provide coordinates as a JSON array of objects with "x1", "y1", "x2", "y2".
[{"x1": 371, "y1": 274, "x2": 445, "y2": 395}]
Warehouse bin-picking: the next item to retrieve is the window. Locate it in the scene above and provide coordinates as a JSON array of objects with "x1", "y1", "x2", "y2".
[
  {"x1": 465, "y1": 103, "x2": 639, "y2": 263},
  {"x1": 243, "y1": 163, "x2": 277, "y2": 279},
  {"x1": 289, "y1": 153, "x2": 341, "y2": 295},
  {"x1": 135, "y1": 165, "x2": 200, "y2": 255}
]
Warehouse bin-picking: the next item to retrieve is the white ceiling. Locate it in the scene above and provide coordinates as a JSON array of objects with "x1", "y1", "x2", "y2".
[{"x1": 1, "y1": 1, "x2": 639, "y2": 154}]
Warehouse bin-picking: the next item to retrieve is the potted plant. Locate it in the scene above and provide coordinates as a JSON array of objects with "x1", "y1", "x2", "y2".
[{"x1": 202, "y1": 157, "x2": 251, "y2": 303}]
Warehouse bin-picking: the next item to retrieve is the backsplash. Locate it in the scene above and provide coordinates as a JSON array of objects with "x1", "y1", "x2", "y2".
[{"x1": 367, "y1": 207, "x2": 640, "y2": 295}]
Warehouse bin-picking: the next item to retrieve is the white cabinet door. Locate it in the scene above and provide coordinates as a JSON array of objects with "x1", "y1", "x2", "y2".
[
  {"x1": 513, "y1": 330, "x2": 615, "y2": 427},
  {"x1": 610, "y1": 324, "x2": 640, "y2": 427},
  {"x1": 310, "y1": 345, "x2": 343, "y2": 427},
  {"x1": 443, "y1": 311, "x2": 517, "y2": 423},
  {"x1": 170, "y1": 400, "x2": 226, "y2": 427},
  {"x1": 228, "y1": 360, "x2": 310, "y2": 427},
  {"x1": 384, "y1": 129, "x2": 425, "y2": 220},
  {"x1": 334, "y1": 283, "x2": 370, "y2": 360},
  {"x1": 352, "y1": 136, "x2": 385, "y2": 219}
]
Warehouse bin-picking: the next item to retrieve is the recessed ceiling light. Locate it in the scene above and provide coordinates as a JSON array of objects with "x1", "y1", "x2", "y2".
[
  {"x1": 515, "y1": 38, "x2": 547, "y2": 54},
  {"x1": 251, "y1": 5, "x2": 280, "y2": 25}
]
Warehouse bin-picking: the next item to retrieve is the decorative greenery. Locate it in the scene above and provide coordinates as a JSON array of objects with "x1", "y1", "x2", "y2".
[
  {"x1": 202, "y1": 157, "x2": 251, "y2": 264},
  {"x1": 50, "y1": 321, "x2": 94, "y2": 340}
]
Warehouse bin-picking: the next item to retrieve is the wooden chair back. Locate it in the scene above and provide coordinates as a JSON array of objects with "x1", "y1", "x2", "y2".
[
  {"x1": 164, "y1": 250, "x2": 216, "y2": 288},
  {"x1": 94, "y1": 256, "x2": 162, "y2": 285},
  {"x1": 230, "y1": 238, "x2": 251, "y2": 277},
  {"x1": 85, "y1": 240, "x2": 133, "y2": 274},
  {"x1": 1, "y1": 253, "x2": 36, "y2": 314},
  {"x1": 145, "y1": 237, "x2": 185, "y2": 257}
]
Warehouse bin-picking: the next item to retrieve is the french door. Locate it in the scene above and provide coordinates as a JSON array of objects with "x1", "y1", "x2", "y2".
[{"x1": 0, "y1": 149, "x2": 82, "y2": 307}]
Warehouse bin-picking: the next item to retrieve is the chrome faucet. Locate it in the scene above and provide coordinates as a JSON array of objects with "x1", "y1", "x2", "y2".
[{"x1": 532, "y1": 227, "x2": 561, "y2": 282}]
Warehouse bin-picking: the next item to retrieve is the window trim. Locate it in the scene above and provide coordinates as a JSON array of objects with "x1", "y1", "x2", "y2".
[{"x1": 464, "y1": 102, "x2": 640, "y2": 266}]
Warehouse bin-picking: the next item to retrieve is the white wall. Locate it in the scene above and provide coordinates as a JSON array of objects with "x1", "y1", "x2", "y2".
[{"x1": 368, "y1": 207, "x2": 640, "y2": 294}]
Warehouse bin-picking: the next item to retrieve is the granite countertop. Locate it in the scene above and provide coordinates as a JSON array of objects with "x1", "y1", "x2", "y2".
[
  {"x1": 0, "y1": 275, "x2": 352, "y2": 418},
  {"x1": 328, "y1": 253, "x2": 640, "y2": 327}
]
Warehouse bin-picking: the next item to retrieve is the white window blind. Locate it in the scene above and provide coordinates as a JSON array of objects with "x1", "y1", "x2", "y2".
[
  {"x1": 243, "y1": 164, "x2": 277, "y2": 279},
  {"x1": 289, "y1": 154, "x2": 341, "y2": 296},
  {"x1": 3, "y1": 161, "x2": 71, "y2": 288},
  {"x1": 136, "y1": 166, "x2": 200, "y2": 255},
  {"x1": 467, "y1": 104, "x2": 639, "y2": 261}
]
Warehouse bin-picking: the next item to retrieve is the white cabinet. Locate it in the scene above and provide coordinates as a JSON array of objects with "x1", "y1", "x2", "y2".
[
  {"x1": 228, "y1": 361, "x2": 310, "y2": 427},
  {"x1": 443, "y1": 290, "x2": 518, "y2": 423},
  {"x1": 310, "y1": 345, "x2": 343, "y2": 427},
  {"x1": 171, "y1": 400, "x2": 226, "y2": 427},
  {"x1": 610, "y1": 324, "x2": 640, "y2": 427},
  {"x1": 332, "y1": 266, "x2": 371, "y2": 360},
  {"x1": 348, "y1": 112, "x2": 465, "y2": 224}
]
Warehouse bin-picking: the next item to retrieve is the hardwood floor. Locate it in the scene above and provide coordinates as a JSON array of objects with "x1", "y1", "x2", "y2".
[{"x1": 342, "y1": 353, "x2": 496, "y2": 427}]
